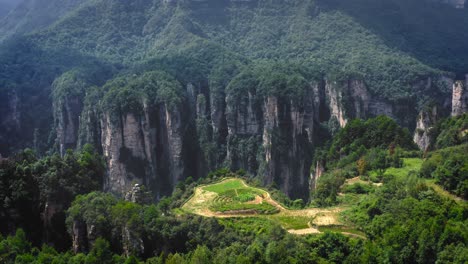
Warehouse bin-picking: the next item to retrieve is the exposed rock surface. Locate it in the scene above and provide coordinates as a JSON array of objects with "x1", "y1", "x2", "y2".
[
  {"x1": 0, "y1": 71, "x2": 455, "y2": 201},
  {"x1": 54, "y1": 96, "x2": 82, "y2": 156},
  {"x1": 72, "y1": 220, "x2": 88, "y2": 253},
  {"x1": 310, "y1": 161, "x2": 325, "y2": 190},
  {"x1": 54, "y1": 74, "x2": 454, "y2": 200},
  {"x1": 452, "y1": 75, "x2": 468, "y2": 116},
  {"x1": 414, "y1": 106, "x2": 439, "y2": 152}
]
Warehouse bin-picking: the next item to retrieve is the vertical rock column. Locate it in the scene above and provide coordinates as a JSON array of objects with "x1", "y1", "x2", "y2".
[
  {"x1": 101, "y1": 111, "x2": 155, "y2": 195},
  {"x1": 413, "y1": 106, "x2": 439, "y2": 152},
  {"x1": 54, "y1": 96, "x2": 82, "y2": 156},
  {"x1": 452, "y1": 75, "x2": 468, "y2": 116}
]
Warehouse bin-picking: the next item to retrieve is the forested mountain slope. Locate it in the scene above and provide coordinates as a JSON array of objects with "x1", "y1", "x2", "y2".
[{"x1": 0, "y1": 0, "x2": 467, "y2": 200}]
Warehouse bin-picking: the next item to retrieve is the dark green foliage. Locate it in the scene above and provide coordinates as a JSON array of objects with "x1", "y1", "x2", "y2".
[
  {"x1": 227, "y1": 62, "x2": 311, "y2": 101},
  {"x1": 321, "y1": 0, "x2": 468, "y2": 74},
  {"x1": 86, "y1": 238, "x2": 115, "y2": 264},
  {"x1": 420, "y1": 145, "x2": 468, "y2": 199},
  {"x1": 342, "y1": 183, "x2": 373, "y2": 194},
  {"x1": 0, "y1": 229, "x2": 31, "y2": 263},
  {"x1": 1, "y1": 0, "x2": 464, "y2": 155},
  {"x1": 313, "y1": 116, "x2": 413, "y2": 206},
  {"x1": 434, "y1": 114, "x2": 468, "y2": 149},
  {"x1": 344, "y1": 174, "x2": 468, "y2": 264},
  {"x1": 327, "y1": 115, "x2": 416, "y2": 163},
  {"x1": 1, "y1": 165, "x2": 467, "y2": 263},
  {"x1": 100, "y1": 71, "x2": 184, "y2": 119},
  {"x1": 313, "y1": 170, "x2": 347, "y2": 207},
  {"x1": 0, "y1": 146, "x2": 104, "y2": 247}
]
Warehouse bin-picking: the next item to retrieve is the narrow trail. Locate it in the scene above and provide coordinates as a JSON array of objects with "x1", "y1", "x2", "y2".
[{"x1": 182, "y1": 178, "x2": 349, "y2": 236}]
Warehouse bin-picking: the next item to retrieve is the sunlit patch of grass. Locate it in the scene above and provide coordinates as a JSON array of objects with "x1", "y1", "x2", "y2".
[
  {"x1": 317, "y1": 225, "x2": 366, "y2": 238},
  {"x1": 203, "y1": 179, "x2": 248, "y2": 193},
  {"x1": 266, "y1": 215, "x2": 312, "y2": 230},
  {"x1": 369, "y1": 158, "x2": 423, "y2": 180}
]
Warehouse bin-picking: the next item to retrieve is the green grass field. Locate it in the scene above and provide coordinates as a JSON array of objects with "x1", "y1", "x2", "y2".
[
  {"x1": 211, "y1": 201, "x2": 279, "y2": 214},
  {"x1": 369, "y1": 158, "x2": 423, "y2": 180},
  {"x1": 203, "y1": 179, "x2": 252, "y2": 193},
  {"x1": 203, "y1": 179, "x2": 277, "y2": 214},
  {"x1": 183, "y1": 178, "x2": 353, "y2": 235},
  {"x1": 265, "y1": 215, "x2": 312, "y2": 229}
]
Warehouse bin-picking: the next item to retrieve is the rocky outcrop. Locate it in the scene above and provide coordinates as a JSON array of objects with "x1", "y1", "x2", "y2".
[
  {"x1": 325, "y1": 81, "x2": 348, "y2": 127},
  {"x1": 43, "y1": 72, "x2": 456, "y2": 201},
  {"x1": 101, "y1": 110, "x2": 156, "y2": 195},
  {"x1": 97, "y1": 98, "x2": 190, "y2": 197},
  {"x1": 0, "y1": 90, "x2": 21, "y2": 156},
  {"x1": 414, "y1": 106, "x2": 439, "y2": 152},
  {"x1": 121, "y1": 226, "x2": 144, "y2": 257},
  {"x1": 310, "y1": 161, "x2": 325, "y2": 190},
  {"x1": 259, "y1": 94, "x2": 315, "y2": 198},
  {"x1": 72, "y1": 220, "x2": 88, "y2": 253},
  {"x1": 54, "y1": 96, "x2": 83, "y2": 156},
  {"x1": 452, "y1": 75, "x2": 468, "y2": 116}
]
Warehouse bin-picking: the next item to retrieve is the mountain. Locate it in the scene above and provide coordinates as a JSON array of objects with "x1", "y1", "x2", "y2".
[
  {"x1": 0, "y1": 0, "x2": 468, "y2": 200},
  {"x1": 0, "y1": 0, "x2": 86, "y2": 41}
]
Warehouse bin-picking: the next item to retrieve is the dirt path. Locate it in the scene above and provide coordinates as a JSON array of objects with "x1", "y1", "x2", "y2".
[
  {"x1": 426, "y1": 181, "x2": 465, "y2": 204},
  {"x1": 288, "y1": 227, "x2": 321, "y2": 235},
  {"x1": 346, "y1": 177, "x2": 382, "y2": 187},
  {"x1": 182, "y1": 178, "x2": 349, "y2": 236}
]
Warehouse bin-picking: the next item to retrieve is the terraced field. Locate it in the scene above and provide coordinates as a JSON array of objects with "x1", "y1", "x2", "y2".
[{"x1": 181, "y1": 178, "x2": 362, "y2": 237}]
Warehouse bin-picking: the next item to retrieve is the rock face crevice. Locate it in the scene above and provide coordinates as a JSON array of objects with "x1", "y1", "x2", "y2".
[
  {"x1": 18, "y1": 73, "x2": 458, "y2": 200},
  {"x1": 414, "y1": 106, "x2": 439, "y2": 152},
  {"x1": 93, "y1": 96, "x2": 193, "y2": 198},
  {"x1": 452, "y1": 75, "x2": 468, "y2": 116},
  {"x1": 54, "y1": 96, "x2": 83, "y2": 156}
]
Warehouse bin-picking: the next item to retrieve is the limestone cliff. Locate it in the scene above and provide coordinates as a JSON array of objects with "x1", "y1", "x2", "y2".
[
  {"x1": 413, "y1": 106, "x2": 439, "y2": 152},
  {"x1": 452, "y1": 75, "x2": 468, "y2": 116},
  {"x1": 54, "y1": 96, "x2": 82, "y2": 156},
  {"x1": 48, "y1": 72, "x2": 455, "y2": 200},
  {"x1": 310, "y1": 161, "x2": 325, "y2": 190}
]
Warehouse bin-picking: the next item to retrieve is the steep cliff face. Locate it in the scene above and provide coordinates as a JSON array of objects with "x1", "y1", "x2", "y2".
[
  {"x1": 223, "y1": 79, "x2": 316, "y2": 198},
  {"x1": 324, "y1": 79, "x2": 395, "y2": 126},
  {"x1": 452, "y1": 75, "x2": 468, "y2": 116},
  {"x1": 414, "y1": 106, "x2": 439, "y2": 152},
  {"x1": 46, "y1": 70, "x2": 455, "y2": 201},
  {"x1": 310, "y1": 161, "x2": 325, "y2": 191},
  {"x1": 96, "y1": 98, "x2": 190, "y2": 198},
  {"x1": 54, "y1": 96, "x2": 82, "y2": 156},
  {"x1": 259, "y1": 94, "x2": 315, "y2": 197}
]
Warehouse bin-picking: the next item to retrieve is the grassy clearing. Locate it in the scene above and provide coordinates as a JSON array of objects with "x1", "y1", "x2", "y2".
[
  {"x1": 210, "y1": 199, "x2": 279, "y2": 214},
  {"x1": 318, "y1": 226, "x2": 366, "y2": 238},
  {"x1": 266, "y1": 215, "x2": 312, "y2": 230},
  {"x1": 425, "y1": 179, "x2": 465, "y2": 203},
  {"x1": 369, "y1": 158, "x2": 423, "y2": 180},
  {"x1": 202, "y1": 179, "x2": 276, "y2": 213},
  {"x1": 183, "y1": 178, "x2": 354, "y2": 237},
  {"x1": 203, "y1": 179, "x2": 253, "y2": 193}
]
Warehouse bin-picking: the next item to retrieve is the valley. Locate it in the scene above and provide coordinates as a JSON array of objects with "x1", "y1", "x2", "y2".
[{"x1": 0, "y1": 0, "x2": 467, "y2": 263}]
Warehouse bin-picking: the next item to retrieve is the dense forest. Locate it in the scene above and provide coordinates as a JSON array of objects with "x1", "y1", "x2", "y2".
[
  {"x1": 1, "y1": 115, "x2": 467, "y2": 263},
  {"x1": 0, "y1": 0, "x2": 468, "y2": 263}
]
